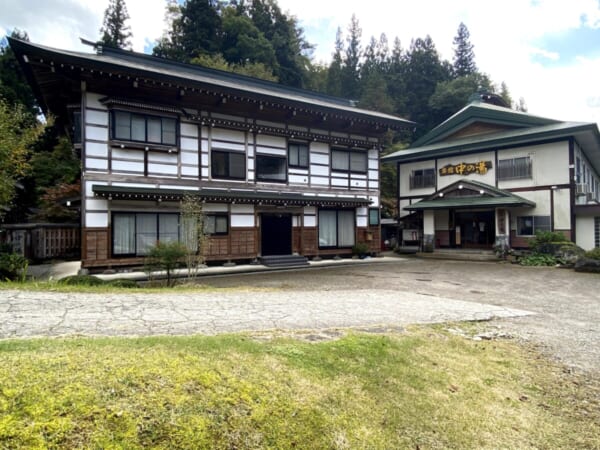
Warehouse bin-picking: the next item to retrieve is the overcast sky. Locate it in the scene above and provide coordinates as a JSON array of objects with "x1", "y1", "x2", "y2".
[{"x1": 2, "y1": 0, "x2": 599, "y2": 127}]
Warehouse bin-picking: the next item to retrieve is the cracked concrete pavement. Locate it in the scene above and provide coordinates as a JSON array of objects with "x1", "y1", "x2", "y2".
[
  {"x1": 0, "y1": 286, "x2": 532, "y2": 338},
  {"x1": 2, "y1": 257, "x2": 599, "y2": 372}
]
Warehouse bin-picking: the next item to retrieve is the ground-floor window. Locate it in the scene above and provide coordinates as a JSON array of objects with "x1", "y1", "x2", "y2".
[
  {"x1": 318, "y1": 209, "x2": 355, "y2": 248},
  {"x1": 595, "y1": 217, "x2": 600, "y2": 247},
  {"x1": 517, "y1": 215, "x2": 551, "y2": 236},
  {"x1": 113, "y1": 213, "x2": 180, "y2": 256},
  {"x1": 113, "y1": 212, "x2": 229, "y2": 256}
]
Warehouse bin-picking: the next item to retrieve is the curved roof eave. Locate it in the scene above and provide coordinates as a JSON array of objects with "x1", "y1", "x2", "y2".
[{"x1": 8, "y1": 37, "x2": 414, "y2": 130}]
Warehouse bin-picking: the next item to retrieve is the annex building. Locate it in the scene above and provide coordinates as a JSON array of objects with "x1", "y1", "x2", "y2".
[
  {"x1": 10, "y1": 38, "x2": 413, "y2": 270},
  {"x1": 382, "y1": 100, "x2": 600, "y2": 252}
]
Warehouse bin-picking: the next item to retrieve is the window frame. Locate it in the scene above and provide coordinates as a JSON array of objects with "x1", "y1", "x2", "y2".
[
  {"x1": 497, "y1": 156, "x2": 532, "y2": 181},
  {"x1": 409, "y1": 168, "x2": 436, "y2": 189},
  {"x1": 211, "y1": 149, "x2": 246, "y2": 180},
  {"x1": 204, "y1": 214, "x2": 229, "y2": 236},
  {"x1": 288, "y1": 142, "x2": 309, "y2": 169},
  {"x1": 318, "y1": 208, "x2": 356, "y2": 249},
  {"x1": 331, "y1": 149, "x2": 368, "y2": 174},
  {"x1": 255, "y1": 154, "x2": 288, "y2": 183},
  {"x1": 112, "y1": 212, "x2": 181, "y2": 257},
  {"x1": 516, "y1": 215, "x2": 551, "y2": 237},
  {"x1": 110, "y1": 110, "x2": 178, "y2": 148},
  {"x1": 369, "y1": 208, "x2": 380, "y2": 226}
]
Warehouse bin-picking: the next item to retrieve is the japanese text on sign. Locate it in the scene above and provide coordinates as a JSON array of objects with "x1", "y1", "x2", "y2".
[{"x1": 439, "y1": 161, "x2": 492, "y2": 176}]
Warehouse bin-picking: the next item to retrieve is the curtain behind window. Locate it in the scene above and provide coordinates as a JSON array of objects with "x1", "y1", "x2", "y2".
[
  {"x1": 113, "y1": 214, "x2": 135, "y2": 255},
  {"x1": 319, "y1": 210, "x2": 337, "y2": 246},
  {"x1": 136, "y1": 214, "x2": 157, "y2": 255},
  {"x1": 159, "y1": 214, "x2": 179, "y2": 243},
  {"x1": 337, "y1": 210, "x2": 355, "y2": 247}
]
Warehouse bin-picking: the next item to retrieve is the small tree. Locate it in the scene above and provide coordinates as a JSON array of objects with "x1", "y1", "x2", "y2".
[
  {"x1": 145, "y1": 241, "x2": 187, "y2": 287},
  {"x1": 180, "y1": 194, "x2": 208, "y2": 279}
]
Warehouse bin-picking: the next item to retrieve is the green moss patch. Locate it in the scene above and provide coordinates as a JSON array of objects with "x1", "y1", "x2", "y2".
[{"x1": 0, "y1": 328, "x2": 598, "y2": 449}]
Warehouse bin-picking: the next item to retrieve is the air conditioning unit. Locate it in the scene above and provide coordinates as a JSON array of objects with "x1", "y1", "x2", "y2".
[
  {"x1": 586, "y1": 192, "x2": 595, "y2": 202},
  {"x1": 576, "y1": 184, "x2": 587, "y2": 195}
]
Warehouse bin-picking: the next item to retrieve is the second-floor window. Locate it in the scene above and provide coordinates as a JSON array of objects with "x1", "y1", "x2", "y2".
[
  {"x1": 112, "y1": 111, "x2": 177, "y2": 146},
  {"x1": 410, "y1": 168, "x2": 435, "y2": 189},
  {"x1": 211, "y1": 150, "x2": 246, "y2": 180},
  {"x1": 288, "y1": 143, "x2": 309, "y2": 168},
  {"x1": 498, "y1": 156, "x2": 532, "y2": 180},
  {"x1": 331, "y1": 149, "x2": 367, "y2": 173},
  {"x1": 256, "y1": 155, "x2": 287, "y2": 182}
]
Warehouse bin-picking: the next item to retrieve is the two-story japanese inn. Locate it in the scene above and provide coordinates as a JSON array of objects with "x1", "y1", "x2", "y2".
[
  {"x1": 10, "y1": 38, "x2": 413, "y2": 270},
  {"x1": 382, "y1": 99, "x2": 600, "y2": 253}
]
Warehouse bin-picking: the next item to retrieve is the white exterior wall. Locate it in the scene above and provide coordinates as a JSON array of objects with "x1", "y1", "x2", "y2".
[
  {"x1": 497, "y1": 142, "x2": 569, "y2": 190},
  {"x1": 82, "y1": 91, "x2": 380, "y2": 231},
  {"x1": 576, "y1": 216, "x2": 596, "y2": 250},
  {"x1": 553, "y1": 188, "x2": 572, "y2": 230}
]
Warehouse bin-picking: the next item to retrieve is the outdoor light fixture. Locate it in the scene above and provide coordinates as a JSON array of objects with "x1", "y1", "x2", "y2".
[
  {"x1": 458, "y1": 184, "x2": 463, "y2": 189},
  {"x1": 439, "y1": 193, "x2": 444, "y2": 197}
]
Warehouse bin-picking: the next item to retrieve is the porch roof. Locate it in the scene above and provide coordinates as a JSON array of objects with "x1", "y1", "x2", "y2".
[
  {"x1": 404, "y1": 179, "x2": 535, "y2": 211},
  {"x1": 404, "y1": 196, "x2": 535, "y2": 210},
  {"x1": 92, "y1": 185, "x2": 372, "y2": 207}
]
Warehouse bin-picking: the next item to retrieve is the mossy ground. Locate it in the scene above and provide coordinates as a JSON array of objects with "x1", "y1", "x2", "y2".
[{"x1": 0, "y1": 326, "x2": 598, "y2": 449}]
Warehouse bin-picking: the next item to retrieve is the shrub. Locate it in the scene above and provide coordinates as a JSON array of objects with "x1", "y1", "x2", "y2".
[
  {"x1": 519, "y1": 253, "x2": 564, "y2": 267},
  {"x1": 528, "y1": 231, "x2": 568, "y2": 252},
  {"x1": 352, "y1": 242, "x2": 370, "y2": 257},
  {"x1": 584, "y1": 247, "x2": 600, "y2": 260},
  {"x1": 0, "y1": 251, "x2": 28, "y2": 281},
  {"x1": 145, "y1": 241, "x2": 188, "y2": 287},
  {"x1": 106, "y1": 279, "x2": 138, "y2": 288},
  {"x1": 58, "y1": 275, "x2": 105, "y2": 286}
]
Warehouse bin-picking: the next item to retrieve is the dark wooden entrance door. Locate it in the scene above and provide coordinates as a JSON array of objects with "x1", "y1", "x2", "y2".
[
  {"x1": 452, "y1": 210, "x2": 495, "y2": 248},
  {"x1": 261, "y1": 213, "x2": 292, "y2": 256}
]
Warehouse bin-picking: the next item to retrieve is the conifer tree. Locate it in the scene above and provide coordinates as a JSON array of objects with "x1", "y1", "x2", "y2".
[
  {"x1": 341, "y1": 14, "x2": 362, "y2": 99},
  {"x1": 99, "y1": 0, "x2": 133, "y2": 49},
  {"x1": 452, "y1": 22, "x2": 476, "y2": 77}
]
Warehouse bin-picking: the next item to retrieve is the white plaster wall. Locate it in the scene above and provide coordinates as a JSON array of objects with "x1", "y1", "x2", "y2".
[
  {"x1": 576, "y1": 216, "x2": 596, "y2": 250},
  {"x1": 230, "y1": 214, "x2": 255, "y2": 227},
  {"x1": 211, "y1": 127, "x2": 245, "y2": 143},
  {"x1": 513, "y1": 190, "x2": 552, "y2": 215},
  {"x1": 498, "y1": 141, "x2": 569, "y2": 189},
  {"x1": 399, "y1": 161, "x2": 437, "y2": 197},
  {"x1": 230, "y1": 204, "x2": 254, "y2": 214},
  {"x1": 423, "y1": 210, "x2": 435, "y2": 234},
  {"x1": 256, "y1": 134, "x2": 286, "y2": 148},
  {"x1": 399, "y1": 199, "x2": 413, "y2": 217},
  {"x1": 86, "y1": 212, "x2": 108, "y2": 227},
  {"x1": 553, "y1": 188, "x2": 571, "y2": 230}
]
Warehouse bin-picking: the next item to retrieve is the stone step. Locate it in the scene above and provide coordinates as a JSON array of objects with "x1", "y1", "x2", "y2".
[
  {"x1": 261, "y1": 255, "x2": 310, "y2": 268},
  {"x1": 417, "y1": 249, "x2": 498, "y2": 262}
]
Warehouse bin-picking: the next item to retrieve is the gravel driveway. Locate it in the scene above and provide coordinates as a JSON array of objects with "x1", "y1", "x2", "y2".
[
  {"x1": 202, "y1": 258, "x2": 600, "y2": 373},
  {"x1": 1, "y1": 257, "x2": 598, "y2": 372}
]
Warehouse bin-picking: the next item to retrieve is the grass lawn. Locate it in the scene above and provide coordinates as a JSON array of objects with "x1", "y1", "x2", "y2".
[{"x1": 0, "y1": 326, "x2": 598, "y2": 449}]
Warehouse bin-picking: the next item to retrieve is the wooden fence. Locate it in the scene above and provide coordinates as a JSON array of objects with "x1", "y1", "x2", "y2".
[{"x1": 1, "y1": 224, "x2": 80, "y2": 260}]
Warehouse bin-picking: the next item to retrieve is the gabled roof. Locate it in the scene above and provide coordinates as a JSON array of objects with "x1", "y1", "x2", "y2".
[
  {"x1": 382, "y1": 103, "x2": 600, "y2": 173},
  {"x1": 411, "y1": 101, "x2": 560, "y2": 147},
  {"x1": 405, "y1": 179, "x2": 535, "y2": 211},
  {"x1": 8, "y1": 38, "x2": 413, "y2": 132}
]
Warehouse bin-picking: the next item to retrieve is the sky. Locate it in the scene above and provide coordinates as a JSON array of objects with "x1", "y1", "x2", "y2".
[{"x1": 1, "y1": 0, "x2": 600, "y2": 128}]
